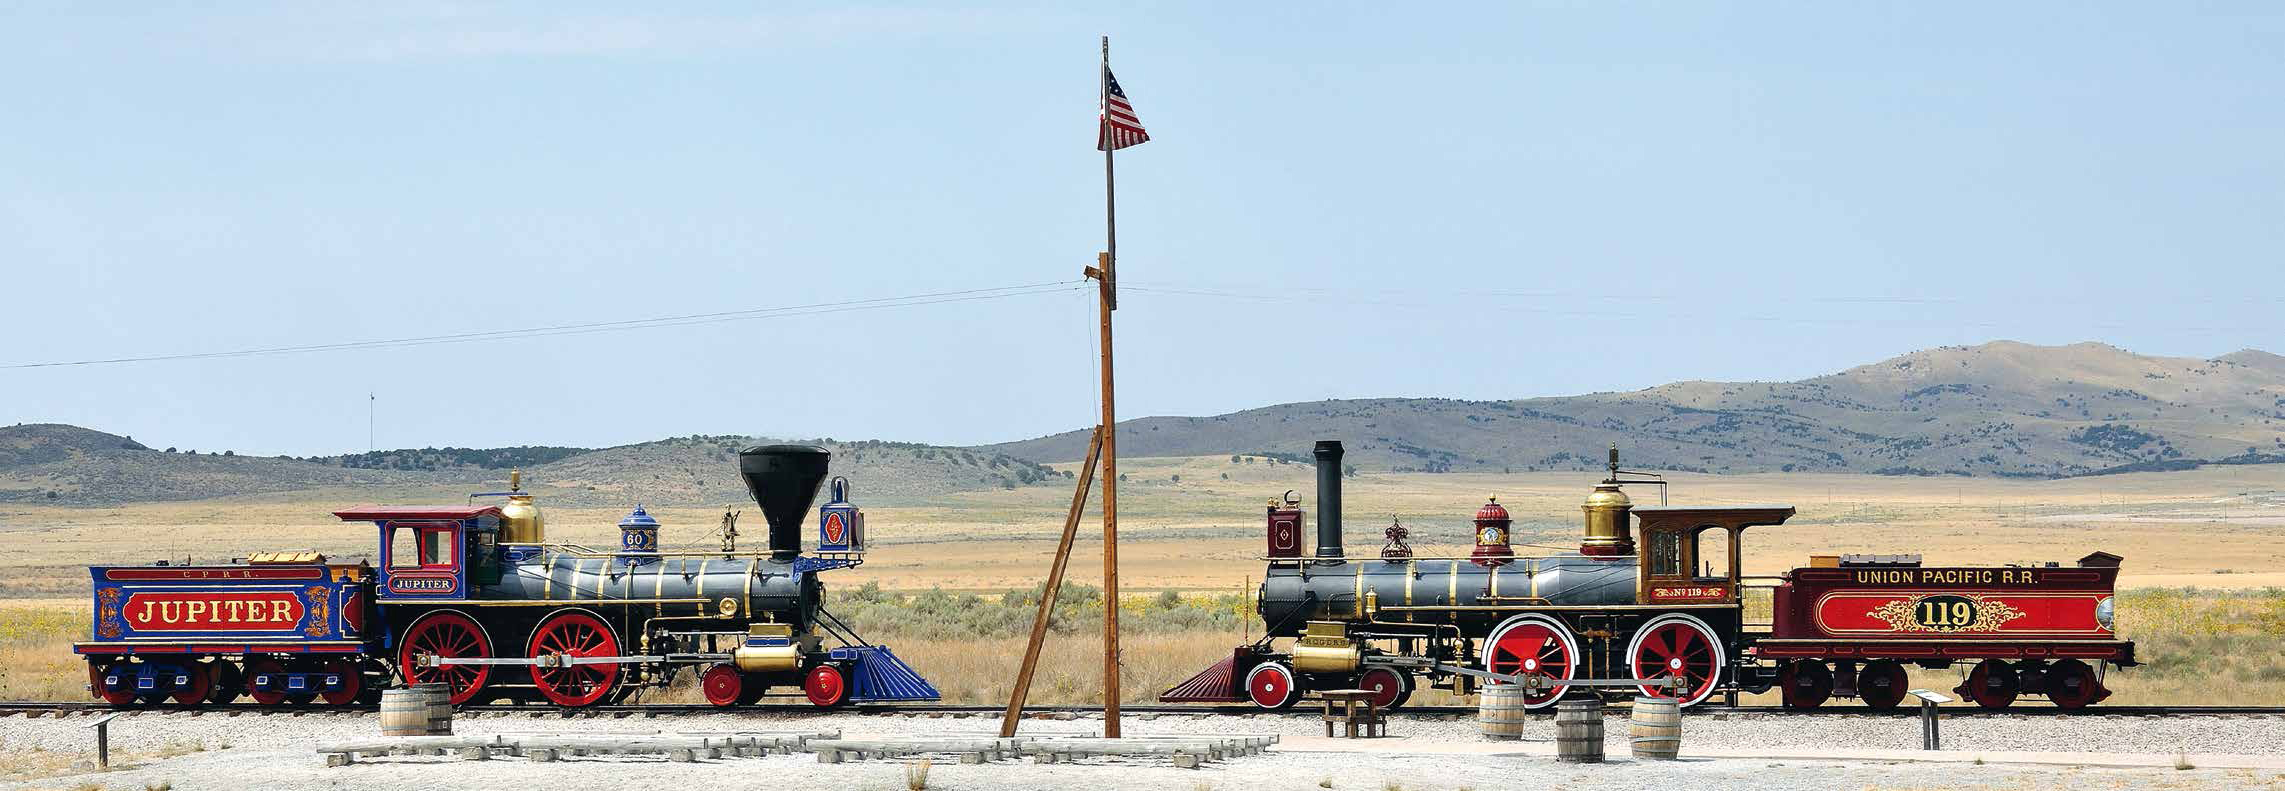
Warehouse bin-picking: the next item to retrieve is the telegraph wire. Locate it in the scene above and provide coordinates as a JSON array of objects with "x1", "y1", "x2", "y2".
[
  {"x1": 1, "y1": 281, "x2": 1085, "y2": 370},
  {"x1": 1119, "y1": 284, "x2": 2273, "y2": 335}
]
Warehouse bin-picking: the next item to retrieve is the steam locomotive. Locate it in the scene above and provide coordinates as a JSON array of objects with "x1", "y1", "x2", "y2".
[
  {"x1": 1164, "y1": 440, "x2": 2136, "y2": 711},
  {"x1": 78, "y1": 445, "x2": 937, "y2": 708}
]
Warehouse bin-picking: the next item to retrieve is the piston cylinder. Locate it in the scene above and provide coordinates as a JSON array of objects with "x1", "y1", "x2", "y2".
[{"x1": 1290, "y1": 621, "x2": 1362, "y2": 673}]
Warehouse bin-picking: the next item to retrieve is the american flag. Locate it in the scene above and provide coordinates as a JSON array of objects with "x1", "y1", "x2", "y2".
[{"x1": 1098, "y1": 69, "x2": 1150, "y2": 151}]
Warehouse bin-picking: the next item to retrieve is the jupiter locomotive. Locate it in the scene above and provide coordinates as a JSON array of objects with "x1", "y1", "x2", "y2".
[
  {"x1": 1163, "y1": 440, "x2": 2135, "y2": 712},
  {"x1": 78, "y1": 444, "x2": 937, "y2": 708}
]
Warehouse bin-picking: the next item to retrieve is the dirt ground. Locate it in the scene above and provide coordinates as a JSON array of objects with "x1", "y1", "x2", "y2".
[{"x1": 4, "y1": 460, "x2": 2277, "y2": 596}]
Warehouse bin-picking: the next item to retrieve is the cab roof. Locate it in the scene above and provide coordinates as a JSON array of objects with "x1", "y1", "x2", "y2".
[{"x1": 332, "y1": 505, "x2": 503, "y2": 522}]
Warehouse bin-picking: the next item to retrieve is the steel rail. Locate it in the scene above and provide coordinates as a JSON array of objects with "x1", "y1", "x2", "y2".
[{"x1": 2, "y1": 700, "x2": 2279, "y2": 718}]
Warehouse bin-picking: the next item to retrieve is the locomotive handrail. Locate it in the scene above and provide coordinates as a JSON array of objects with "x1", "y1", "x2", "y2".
[
  {"x1": 1373, "y1": 603, "x2": 1740, "y2": 611},
  {"x1": 500, "y1": 542, "x2": 783, "y2": 560},
  {"x1": 815, "y1": 607, "x2": 871, "y2": 648}
]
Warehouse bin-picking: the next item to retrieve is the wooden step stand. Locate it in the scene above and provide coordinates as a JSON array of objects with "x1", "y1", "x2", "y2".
[{"x1": 1318, "y1": 689, "x2": 1386, "y2": 738}]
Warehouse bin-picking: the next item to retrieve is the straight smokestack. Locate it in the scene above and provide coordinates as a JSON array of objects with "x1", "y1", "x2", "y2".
[{"x1": 1312, "y1": 440, "x2": 1344, "y2": 559}]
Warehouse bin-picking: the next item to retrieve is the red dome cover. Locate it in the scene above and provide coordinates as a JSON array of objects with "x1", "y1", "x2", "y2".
[{"x1": 1474, "y1": 498, "x2": 1511, "y2": 524}]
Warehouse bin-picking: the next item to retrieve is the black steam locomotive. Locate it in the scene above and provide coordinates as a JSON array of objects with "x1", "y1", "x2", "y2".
[
  {"x1": 1165, "y1": 440, "x2": 2134, "y2": 711},
  {"x1": 80, "y1": 445, "x2": 937, "y2": 708}
]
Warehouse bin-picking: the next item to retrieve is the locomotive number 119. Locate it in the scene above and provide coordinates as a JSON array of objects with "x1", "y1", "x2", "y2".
[{"x1": 1913, "y1": 595, "x2": 1980, "y2": 629}]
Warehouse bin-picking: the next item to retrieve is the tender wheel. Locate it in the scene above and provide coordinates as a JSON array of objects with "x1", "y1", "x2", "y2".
[
  {"x1": 1243, "y1": 661, "x2": 1302, "y2": 710},
  {"x1": 1626, "y1": 613, "x2": 1725, "y2": 707},
  {"x1": 2044, "y1": 659, "x2": 2101, "y2": 710},
  {"x1": 1484, "y1": 613, "x2": 1579, "y2": 709},
  {"x1": 319, "y1": 657, "x2": 365, "y2": 706},
  {"x1": 1778, "y1": 659, "x2": 1834, "y2": 709},
  {"x1": 244, "y1": 658, "x2": 290, "y2": 705},
  {"x1": 169, "y1": 661, "x2": 215, "y2": 706},
  {"x1": 527, "y1": 610, "x2": 621, "y2": 707},
  {"x1": 805, "y1": 664, "x2": 849, "y2": 708},
  {"x1": 283, "y1": 659, "x2": 322, "y2": 706},
  {"x1": 701, "y1": 663, "x2": 744, "y2": 708},
  {"x1": 92, "y1": 661, "x2": 139, "y2": 706},
  {"x1": 1962, "y1": 660, "x2": 2018, "y2": 710},
  {"x1": 1857, "y1": 659, "x2": 1909, "y2": 711},
  {"x1": 208, "y1": 660, "x2": 244, "y2": 705},
  {"x1": 396, "y1": 610, "x2": 494, "y2": 705},
  {"x1": 1356, "y1": 667, "x2": 1410, "y2": 710}
]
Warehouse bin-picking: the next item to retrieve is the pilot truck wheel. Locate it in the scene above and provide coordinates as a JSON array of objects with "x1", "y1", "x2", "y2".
[
  {"x1": 1356, "y1": 666, "x2": 1410, "y2": 710},
  {"x1": 701, "y1": 663, "x2": 744, "y2": 708},
  {"x1": 1244, "y1": 661, "x2": 1302, "y2": 710},
  {"x1": 805, "y1": 663, "x2": 850, "y2": 707}
]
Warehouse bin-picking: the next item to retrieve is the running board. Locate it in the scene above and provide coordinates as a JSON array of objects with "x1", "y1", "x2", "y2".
[{"x1": 1430, "y1": 662, "x2": 1684, "y2": 693}]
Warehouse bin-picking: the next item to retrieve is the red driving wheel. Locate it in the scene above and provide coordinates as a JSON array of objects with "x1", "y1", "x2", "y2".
[
  {"x1": 169, "y1": 661, "x2": 216, "y2": 706},
  {"x1": 396, "y1": 611, "x2": 493, "y2": 705},
  {"x1": 319, "y1": 657, "x2": 364, "y2": 706},
  {"x1": 1963, "y1": 660, "x2": 2018, "y2": 710},
  {"x1": 1244, "y1": 661, "x2": 1300, "y2": 710},
  {"x1": 244, "y1": 658, "x2": 290, "y2": 705},
  {"x1": 1628, "y1": 614, "x2": 1725, "y2": 707},
  {"x1": 1484, "y1": 614, "x2": 1578, "y2": 709},
  {"x1": 805, "y1": 664, "x2": 849, "y2": 707},
  {"x1": 527, "y1": 610, "x2": 621, "y2": 707},
  {"x1": 701, "y1": 663, "x2": 744, "y2": 708},
  {"x1": 1357, "y1": 666, "x2": 1410, "y2": 710}
]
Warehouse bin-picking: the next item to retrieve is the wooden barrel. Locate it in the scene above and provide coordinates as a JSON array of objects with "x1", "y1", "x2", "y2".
[
  {"x1": 380, "y1": 685, "x2": 451, "y2": 736},
  {"x1": 1630, "y1": 696, "x2": 1681, "y2": 760},
  {"x1": 1553, "y1": 699, "x2": 1603, "y2": 763},
  {"x1": 1476, "y1": 684, "x2": 1533, "y2": 740}
]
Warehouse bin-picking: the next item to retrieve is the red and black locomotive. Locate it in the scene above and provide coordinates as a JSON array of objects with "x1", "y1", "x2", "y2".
[
  {"x1": 78, "y1": 445, "x2": 937, "y2": 708},
  {"x1": 1163, "y1": 440, "x2": 2135, "y2": 711}
]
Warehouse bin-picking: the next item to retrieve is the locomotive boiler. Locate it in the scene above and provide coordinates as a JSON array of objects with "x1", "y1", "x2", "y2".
[
  {"x1": 1165, "y1": 439, "x2": 2136, "y2": 712},
  {"x1": 79, "y1": 444, "x2": 938, "y2": 709}
]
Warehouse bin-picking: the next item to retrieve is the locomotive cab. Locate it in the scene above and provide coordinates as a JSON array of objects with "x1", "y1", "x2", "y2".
[{"x1": 1631, "y1": 506, "x2": 1795, "y2": 606}]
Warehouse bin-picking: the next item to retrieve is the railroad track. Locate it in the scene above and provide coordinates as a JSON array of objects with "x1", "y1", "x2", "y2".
[{"x1": 4, "y1": 701, "x2": 2281, "y2": 718}]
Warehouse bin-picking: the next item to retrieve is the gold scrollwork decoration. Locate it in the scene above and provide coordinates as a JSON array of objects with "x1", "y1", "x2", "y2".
[
  {"x1": 304, "y1": 586, "x2": 332, "y2": 637},
  {"x1": 1867, "y1": 594, "x2": 2027, "y2": 633}
]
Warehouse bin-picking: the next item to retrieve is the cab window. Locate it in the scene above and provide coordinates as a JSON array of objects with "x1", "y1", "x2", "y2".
[
  {"x1": 388, "y1": 524, "x2": 457, "y2": 569},
  {"x1": 1648, "y1": 531, "x2": 1685, "y2": 576}
]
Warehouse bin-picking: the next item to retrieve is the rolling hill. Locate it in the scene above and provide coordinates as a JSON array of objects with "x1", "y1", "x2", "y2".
[
  {"x1": 0, "y1": 427, "x2": 1063, "y2": 506},
  {"x1": 7, "y1": 341, "x2": 2281, "y2": 505},
  {"x1": 982, "y1": 341, "x2": 2285, "y2": 478}
]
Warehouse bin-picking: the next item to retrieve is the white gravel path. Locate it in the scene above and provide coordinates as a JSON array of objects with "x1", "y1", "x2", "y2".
[{"x1": 3, "y1": 709, "x2": 2280, "y2": 791}]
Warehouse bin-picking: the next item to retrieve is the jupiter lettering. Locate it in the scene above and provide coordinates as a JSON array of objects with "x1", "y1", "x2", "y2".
[{"x1": 124, "y1": 594, "x2": 301, "y2": 631}]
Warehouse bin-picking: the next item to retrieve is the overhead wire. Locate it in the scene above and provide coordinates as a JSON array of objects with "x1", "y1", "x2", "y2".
[
  {"x1": 1118, "y1": 284, "x2": 2275, "y2": 335},
  {"x1": 1, "y1": 281, "x2": 1086, "y2": 370}
]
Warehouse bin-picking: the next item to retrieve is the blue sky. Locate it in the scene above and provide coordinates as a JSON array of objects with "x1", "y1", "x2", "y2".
[{"x1": 3, "y1": 3, "x2": 2280, "y2": 456}]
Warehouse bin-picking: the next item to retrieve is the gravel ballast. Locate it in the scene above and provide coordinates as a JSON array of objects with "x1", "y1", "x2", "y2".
[{"x1": 3, "y1": 709, "x2": 2280, "y2": 791}]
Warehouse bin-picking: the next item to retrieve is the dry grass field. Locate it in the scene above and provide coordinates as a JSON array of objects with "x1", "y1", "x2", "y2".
[{"x1": 1, "y1": 458, "x2": 2278, "y2": 705}]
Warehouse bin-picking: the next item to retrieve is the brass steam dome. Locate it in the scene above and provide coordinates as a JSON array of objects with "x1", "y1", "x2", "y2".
[{"x1": 1580, "y1": 481, "x2": 1634, "y2": 556}]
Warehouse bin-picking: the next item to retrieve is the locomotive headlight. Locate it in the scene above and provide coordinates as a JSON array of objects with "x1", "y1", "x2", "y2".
[{"x1": 2094, "y1": 596, "x2": 2114, "y2": 631}]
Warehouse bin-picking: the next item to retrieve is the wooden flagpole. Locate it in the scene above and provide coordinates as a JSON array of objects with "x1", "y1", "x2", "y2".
[
  {"x1": 1095, "y1": 33, "x2": 1123, "y2": 738},
  {"x1": 998, "y1": 426, "x2": 1104, "y2": 737}
]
